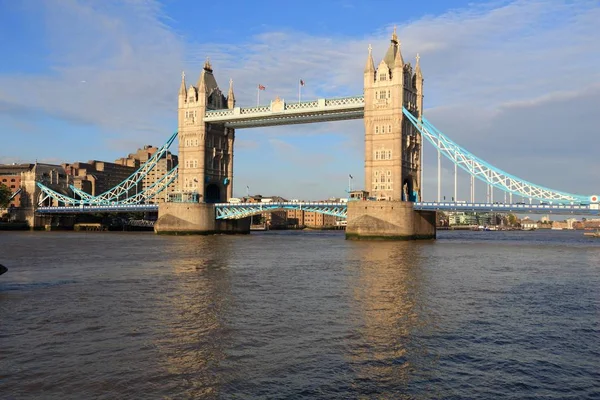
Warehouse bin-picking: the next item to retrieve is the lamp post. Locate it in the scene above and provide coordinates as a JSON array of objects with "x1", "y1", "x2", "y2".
[
  {"x1": 246, "y1": 185, "x2": 253, "y2": 226},
  {"x1": 348, "y1": 174, "x2": 354, "y2": 194}
]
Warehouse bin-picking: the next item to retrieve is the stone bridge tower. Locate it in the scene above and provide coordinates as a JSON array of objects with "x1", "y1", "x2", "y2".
[
  {"x1": 363, "y1": 28, "x2": 423, "y2": 202},
  {"x1": 346, "y1": 28, "x2": 435, "y2": 240},
  {"x1": 177, "y1": 59, "x2": 235, "y2": 203}
]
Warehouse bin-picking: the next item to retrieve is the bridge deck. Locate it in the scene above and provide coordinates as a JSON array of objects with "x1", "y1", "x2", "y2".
[
  {"x1": 35, "y1": 201, "x2": 599, "y2": 216},
  {"x1": 204, "y1": 96, "x2": 365, "y2": 128}
]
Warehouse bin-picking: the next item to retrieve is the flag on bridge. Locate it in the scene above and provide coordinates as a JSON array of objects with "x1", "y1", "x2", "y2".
[
  {"x1": 257, "y1": 85, "x2": 266, "y2": 106},
  {"x1": 298, "y1": 79, "x2": 305, "y2": 102},
  {"x1": 349, "y1": 174, "x2": 353, "y2": 179}
]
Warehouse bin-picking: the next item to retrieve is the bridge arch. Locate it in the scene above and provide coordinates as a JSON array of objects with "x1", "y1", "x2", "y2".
[
  {"x1": 205, "y1": 183, "x2": 222, "y2": 203},
  {"x1": 402, "y1": 175, "x2": 418, "y2": 202}
]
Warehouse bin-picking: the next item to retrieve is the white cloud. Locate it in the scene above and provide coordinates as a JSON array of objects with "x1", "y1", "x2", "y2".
[{"x1": 0, "y1": 0, "x2": 184, "y2": 146}]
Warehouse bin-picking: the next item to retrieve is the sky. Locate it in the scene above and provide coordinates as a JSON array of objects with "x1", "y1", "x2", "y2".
[{"x1": 0, "y1": 0, "x2": 599, "y2": 201}]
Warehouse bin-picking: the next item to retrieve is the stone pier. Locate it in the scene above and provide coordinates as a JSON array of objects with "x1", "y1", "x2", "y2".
[
  {"x1": 154, "y1": 203, "x2": 250, "y2": 235},
  {"x1": 346, "y1": 201, "x2": 436, "y2": 240}
]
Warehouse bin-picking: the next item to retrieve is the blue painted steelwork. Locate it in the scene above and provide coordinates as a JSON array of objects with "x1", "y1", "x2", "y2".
[
  {"x1": 36, "y1": 184, "x2": 84, "y2": 207},
  {"x1": 118, "y1": 167, "x2": 178, "y2": 204},
  {"x1": 69, "y1": 186, "x2": 95, "y2": 201},
  {"x1": 414, "y1": 202, "x2": 599, "y2": 215},
  {"x1": 36, "y1": 204, "x2": 159, "y2": 214},
  {"x1": 35, "y1": 201, "x2": 599, "y2": 216},
  {"x1": 215, "y1": 202, "x2": 348, "y2": 219},
  {"x1": 8, "y1": 188, "x2": 22, "y2": 201},
  {"x1": 36, "y1": 131, "x2": 178, "y2": 206},
  {"x1": 402, "y1": 108, "x2": 593, "y2": 204},
  {"x1": 167, "y1": 191, "x2": 201, "y2": 203}
]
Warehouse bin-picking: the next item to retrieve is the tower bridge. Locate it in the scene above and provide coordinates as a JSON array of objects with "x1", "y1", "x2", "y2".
[{"x1": 33, "y1": 28, "x2": 598, "y2": 237}]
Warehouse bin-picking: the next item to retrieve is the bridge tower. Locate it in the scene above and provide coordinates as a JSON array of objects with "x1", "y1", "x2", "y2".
[
  {"x1": 177, "y1": 59, "x2": 234, "y2": 203},
  {"x1": 155, "y1": 61, "x2": 248, "y2": 234},
  {"x1": 346, "y1": 28, "x2": 435, "y2": 240},
  {"x1": 363, "y1": 27, "x2": 423, "y2": 202}
]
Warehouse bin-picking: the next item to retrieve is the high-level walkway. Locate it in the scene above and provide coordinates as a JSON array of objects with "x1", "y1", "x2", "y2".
[{"x1": 203, "y1": 96, "x2": 365, "y2": 128}]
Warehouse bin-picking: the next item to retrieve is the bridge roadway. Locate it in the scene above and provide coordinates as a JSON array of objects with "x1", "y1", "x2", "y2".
[
  {"x1": 35, "y1": 201, "x2": 600, "y2": 217},
  {"x1": 203, "y1": 96, "x2": 365, "y2": 128}
]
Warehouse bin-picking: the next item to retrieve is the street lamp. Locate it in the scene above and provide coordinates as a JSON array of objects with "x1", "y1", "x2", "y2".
[
  {"x1": 246, "y1": 185, "x2": 253, "y2": 225},
  {"x1": 348, "y1": 174, "x2": 354, "y2": 194}
]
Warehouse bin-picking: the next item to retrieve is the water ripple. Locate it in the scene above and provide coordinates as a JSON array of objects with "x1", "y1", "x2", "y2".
[{"x1": 0, "y1": 230, "x2": 598, "y2": 399}]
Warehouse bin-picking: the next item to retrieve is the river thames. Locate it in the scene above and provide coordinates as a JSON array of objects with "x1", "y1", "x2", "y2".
[{"x1": 1, "y1": 230, "x2": 599, "y2": 399}]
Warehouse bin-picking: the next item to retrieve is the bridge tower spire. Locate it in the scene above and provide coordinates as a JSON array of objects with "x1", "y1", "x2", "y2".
[
  {"x1": 178, "y1": 71, "x2": 187, "y2": 107},
  {"x1": 227, "y1": 78, "x2": 236, "y2": 109}
]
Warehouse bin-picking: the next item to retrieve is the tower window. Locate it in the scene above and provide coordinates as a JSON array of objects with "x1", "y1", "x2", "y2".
[{"x1": 379, "y1": 73, "x2": 387, "y2": 81}]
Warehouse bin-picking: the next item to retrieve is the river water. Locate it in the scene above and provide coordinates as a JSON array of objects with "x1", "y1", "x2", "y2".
[{"x1": 1, "y1": 230, "x2": 599, "y2": 399}]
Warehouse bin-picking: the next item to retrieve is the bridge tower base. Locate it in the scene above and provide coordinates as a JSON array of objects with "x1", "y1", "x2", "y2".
[
  {"x1": 346, "y1": 201, "x2": 436, "y2": 240},
  {"x1": 154, "y1": 203, "x2": 250, "y2": 235}
]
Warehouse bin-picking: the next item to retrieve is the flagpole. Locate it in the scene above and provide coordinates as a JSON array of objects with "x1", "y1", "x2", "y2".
[
  {"x1": 257, "y1": 86, "x2": 260, "y2": 106},
  {"x1": 298, "y1": 81, "x2": 301, "y2": 103}
]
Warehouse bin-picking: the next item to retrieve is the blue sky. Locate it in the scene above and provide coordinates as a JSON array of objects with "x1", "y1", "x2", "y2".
[{"x1": 0, "y1": 0, "x2": 599, "y2": 201}]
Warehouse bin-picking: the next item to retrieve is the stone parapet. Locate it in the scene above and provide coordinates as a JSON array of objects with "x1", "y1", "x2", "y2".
[
  {"x1": 154, "y1": 202, "x2": 250, "y2": 235},
  {"x1": 346, "y1": 200, "x2": 436, "y2": 240}
]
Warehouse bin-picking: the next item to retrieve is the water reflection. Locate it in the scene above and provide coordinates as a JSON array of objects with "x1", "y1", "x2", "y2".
[
  {"x1": 152, "y1": 236, "x2": 234, "y2": 399},
  {"x1": 347, "y1": 241, "x2": 434, "y2": 398}
]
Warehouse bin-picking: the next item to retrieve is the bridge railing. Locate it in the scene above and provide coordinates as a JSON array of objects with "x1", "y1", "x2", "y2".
[
  {"x1": 204, "y1": 95, "x2": 365, "y2": 121},
  {"x1": 214, "y1": 201, "x2": 348, "y2": 219}
]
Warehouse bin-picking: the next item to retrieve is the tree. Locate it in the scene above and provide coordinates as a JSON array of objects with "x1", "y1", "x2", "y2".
[
  {"x1": 0, "y1": 183, "x2": 11, "y2": 208},
  {"x1": 507, "y1": 213, "x2": 518, "y2": 226}
]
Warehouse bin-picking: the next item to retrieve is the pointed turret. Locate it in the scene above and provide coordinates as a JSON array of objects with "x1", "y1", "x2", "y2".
[
  {"x1": 383, "y1": 26, "x2": 400, "y2": 68},
  {"x1": 196, "y1": 57, "x2": 219, "y2": 101},
  {"x1": 203, "y1": 57, "x2": 213, "y2": 73},
  {"x1": 196, "y1": 58, "x2": 211, "y2": 91},
  {"x1": 227, "y1": 78, "x2": 235, "y2": 109},
  {"x1": 415, "y1": 53, "x2": 422, "y2": 77},
  {"x1": 394, "y1": 39, "x2": 404, "y2": 69},
  {"x1": 364, "y1": 44, "x2": 375, "y2": 73},
  {"x1": 414, "y1": 53, "x2": 424, "y2": 119},
  {"x1": 196, "y1": 69, "x2": 205, "y2": 93},
  {"x1": 178, "y1": 71, "x2": 187, "y2": 108},
  {"x1": 179, "y1": 71, "x2": 187, "y2": 97}
]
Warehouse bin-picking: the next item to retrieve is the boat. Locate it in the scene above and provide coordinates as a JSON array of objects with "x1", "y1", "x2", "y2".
[
  {"x1": 250, "y1": 223, "x2": 268, "y2": 231},
  {"x1": 583, "y1": 230, "x2": 600, "y2": 238}
]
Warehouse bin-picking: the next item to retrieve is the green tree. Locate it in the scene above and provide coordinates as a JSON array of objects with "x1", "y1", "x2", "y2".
[
  {"x1": 507, "y1": 213, "x2": 517, "y2": 226},
  {"x1": 0, "y1": 183, "x2": 11, "y2": 208}
]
